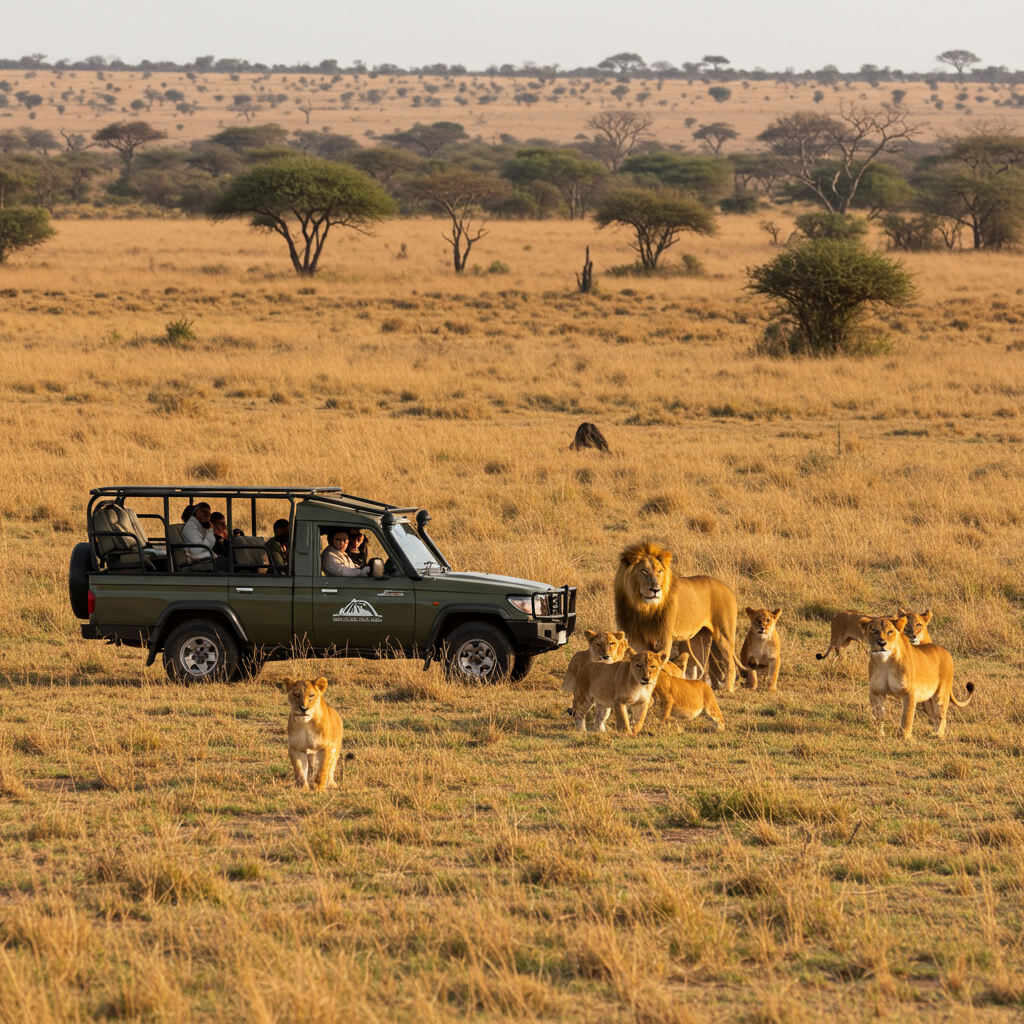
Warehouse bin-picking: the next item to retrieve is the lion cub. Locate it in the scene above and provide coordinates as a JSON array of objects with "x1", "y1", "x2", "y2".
[
  {"x1": 860, "y1": 617, "x2": 973, "y2": 740},
  {"x1": 285, "y1": 677, "x2": 343, "y2": 791},
  {"x1": 573, "y1": 650, "x2": 666, "y2": 736},
  {"x1": 561, "y1": 629, "x2": 629, "y2": 695},
  {"x1": 897, "y1": 607, "x2": 933, "y2": 646},
  {"x1": 739, "y1": 607, "x2": 782, "y2": 690},
  {"x1": 653, "y1": 654, "x2": 725, "y2": 731}
]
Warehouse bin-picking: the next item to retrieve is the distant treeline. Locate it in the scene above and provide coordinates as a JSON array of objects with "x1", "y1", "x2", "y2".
[{"x1": 2, "y1": 53, "x2": 1023, "y2": 84}]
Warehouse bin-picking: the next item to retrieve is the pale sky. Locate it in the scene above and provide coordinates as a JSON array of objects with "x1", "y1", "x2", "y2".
[{"x1": 4, "y1": 0, "x2": 1022, "y2": 74}]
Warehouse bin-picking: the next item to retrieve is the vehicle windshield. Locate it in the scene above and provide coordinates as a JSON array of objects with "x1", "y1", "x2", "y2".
[{"x1": 389, "y1": 521, "x2": 448, "y2": 575}]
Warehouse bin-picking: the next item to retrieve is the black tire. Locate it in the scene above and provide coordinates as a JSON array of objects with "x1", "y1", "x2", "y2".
[
  {"x1": 69, "y1": 542, "x2": 95, "y2": 620},
  {"x1": 442, "y1": 622, "x2": 515, "y2": 683},
  {"x1": 233, "y1": 648, "x2": 269, "y2": 682},
  {"x1": 163, "y1": 619, "x2": 239, "y2": 683},
  {"x1": 509, "y1": 653, "x2": 536, "y2": 683}
]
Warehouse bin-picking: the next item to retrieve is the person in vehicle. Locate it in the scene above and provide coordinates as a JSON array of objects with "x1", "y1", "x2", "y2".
[
  {"x1": 210, "y1": 512, "x2": 230, "y2": 558},
  {"x1": 321, "y1": 530, "x2": 370, "y2": 577},
  {"x1": 347, "y1": 528, "x2": 369, "y2": 567},
  {"x1": 181, "y1": 502, "x2": 228, "y2": 571},
  {"x1": 267, "y1": 519, "x2": 290, "y2": 568}
]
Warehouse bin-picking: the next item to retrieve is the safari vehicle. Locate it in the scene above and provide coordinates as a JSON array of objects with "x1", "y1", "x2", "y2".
[{"x1": 69, "y1": 486, "x2": 576, "y2": 683}]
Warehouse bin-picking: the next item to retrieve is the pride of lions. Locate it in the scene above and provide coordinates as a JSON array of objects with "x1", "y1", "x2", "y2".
[{"x1": 282, "y1": 540, "x2": 975, "y2": 790}]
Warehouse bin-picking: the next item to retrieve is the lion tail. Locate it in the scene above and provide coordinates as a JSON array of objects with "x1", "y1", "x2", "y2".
[{"x1": 949, "y1": 681, "x2": 975, "y2": 709}]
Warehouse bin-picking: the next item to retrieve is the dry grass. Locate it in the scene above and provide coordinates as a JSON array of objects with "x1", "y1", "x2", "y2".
[
  {"x1": 2, "y1": 70, "x2": 1023, "y2": 149},
  {"x1": 1, "y1": 213, "x2": 1024, "y2": 1020}
]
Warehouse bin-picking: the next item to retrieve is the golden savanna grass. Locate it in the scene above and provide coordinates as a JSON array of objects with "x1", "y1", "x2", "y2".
[
  {"x1": 2, "y1": 214, "x2": 1024, "y2": 1021},
  {"x1": 2, "y1": 69, "x2": 1024, "y2": 148}
]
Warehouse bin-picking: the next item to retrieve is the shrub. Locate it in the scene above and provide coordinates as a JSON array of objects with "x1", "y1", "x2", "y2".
[
  {"x1": 795, "y1": 211, "x2": 868, "y2": 241},
  {"x1": 163, "y1": 318, "x2": 196, "y2": 347},
  {"x1": 708, "y1": 86, "x2": 731, "y2": 103},
  {"x1": 880, "y1": 213, "x2": 940, "y2": 251},
  {"x1": 719, "y1": 191, "x2": 759, "y2": 214},
  {"x1": 747, "y1": 239, "x2": 914, "y2": 357}
]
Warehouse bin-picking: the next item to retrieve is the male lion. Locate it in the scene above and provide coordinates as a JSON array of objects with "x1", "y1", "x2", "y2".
[
  {"x1": 860, "y1": 616, "x2": 973, "y2": 740},
  {"x1": 739, "y1": 607, "x2": 782, "y2": 691},
  {"x1": 614, "y1": 541, "x2": 740, "y2": 692},
  {"x1": 572, "y1": 649, "x2": 666, "y2": 736},
  {"x1": 897, "y1": 607, "x2": 933, "y2": 646},
  {"x1": 285, "y1": 677, "x2": 344, "y2": 791}
]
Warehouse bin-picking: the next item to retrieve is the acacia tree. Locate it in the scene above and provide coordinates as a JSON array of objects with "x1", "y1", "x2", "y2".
[
  {"x1": 598, "y1": 53, "x2": 647, "y2": 76},
  {"x1": 92, "y1": 120, "x2": 167, "y2": 179},
  {"x1": 585, "y1": 110, "x2": 654, "y2": 170},
  {"x1": 595, "y1": 187, "x2": 714, "y2": 270},
  {"x1": 381, "y1": 122, "x2": 468, "y2": 157},
  {"x1": 937, "y1": 49, "x2": 980, "y2": 81},
  {"x1": 757, "y1": 104, "x2": 922, "y2": 213},
  {"x1": 747, "y1": 240, "x2": 913, "y2": 355},
  {"x1": 410, "y1": 170, "x2": 510, "y2": 272},
  {"x1": 210, "y1": 156, "x2": 396, "y2": 275},
  {"x1": 692, "y1": 122, "x2": 739, "y2": 154}
]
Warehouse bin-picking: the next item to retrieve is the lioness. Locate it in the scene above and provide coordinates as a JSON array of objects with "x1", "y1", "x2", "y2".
[
  {"x1": 572, "y1": 649, "x2": 666, "y2": 736},
  {"x1": 652, "y1": 656, "x2": 726, "y2": 731},
  {"x1": 561, "y1": 629, "x2": 629, "y2": 694},
  {"x1": 285, "y1": 676, "x2": 344, "y2": 791},
  {"x1": 739, "y1": 607, "x2": 782, "y2": 691},
  {"x1": 615, "y1": 541, "x2": 740, "y2": 692},
  {"x1": 897, "y1": 607, "x2": 933, "y2": 646},
  {"x1": 860, "y1": 616, "x2": 974, "y2": 740},
  {"x1": 816, "y1": 610, "x2": 869, "y2": 661}
]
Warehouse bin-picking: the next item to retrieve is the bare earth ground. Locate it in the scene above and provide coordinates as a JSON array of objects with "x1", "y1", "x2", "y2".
[
  {"x1": 2, "y1": 71, "x2": 1024, "y2": 148},
  {"x1": 1, "y1": 216, "x2": 1023, "y2": 1021}
]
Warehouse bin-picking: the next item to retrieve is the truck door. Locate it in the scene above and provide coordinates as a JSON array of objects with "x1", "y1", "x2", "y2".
[{"x1": 308, "y1": 526, "x2": 417, "y2": 654}]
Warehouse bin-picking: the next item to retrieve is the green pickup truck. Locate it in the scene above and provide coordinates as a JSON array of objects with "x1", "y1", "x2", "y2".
[{"x1": 69, "y1": 486, "x2": 576, "y2": 683}]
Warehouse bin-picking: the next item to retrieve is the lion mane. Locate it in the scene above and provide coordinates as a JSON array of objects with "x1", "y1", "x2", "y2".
[{"x1": 613, "y1": 540, "x2": 741, "y2": 692}]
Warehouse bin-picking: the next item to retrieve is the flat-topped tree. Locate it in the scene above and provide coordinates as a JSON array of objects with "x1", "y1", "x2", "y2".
[
  {"x1": 598, "y1": 53, "x2": 647, "y2": 76},
  {"x1": 692, "y1": 122, "x2": 738, "y2": 154},
  {"x1": 210, "y1": 156, "x2": 397, "y2": 276},
  {"x1": 92, "y1": 121, "x2": 167, "y2": 180},
  {"x1": 937, "y1": 49, "x2": 980, "y2": 81},
  {"x1": 381, "y1": 122, "x2": 468, "y2": 158},
  {"x1": 702, "y1": 55, "x2": 731, "y2": 72},
  {"x1": 595, "y1": 187, "x2": 715, "y2": 271}
]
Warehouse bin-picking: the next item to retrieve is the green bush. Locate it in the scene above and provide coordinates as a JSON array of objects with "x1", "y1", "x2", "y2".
[
  {"x1": 748, "y1": 239, "x2": 913, "y2": 357},
  {"x1": 795, "y1": 211, "x2": 868, "y2": 241}
]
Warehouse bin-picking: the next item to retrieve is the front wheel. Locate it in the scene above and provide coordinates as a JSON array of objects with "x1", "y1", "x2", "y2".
[
  {"x1": 442, "y1": 623, "x2": 514, "y2": 683},
  {"x1": 163, "y1": 619, "x2": 239, "y2": 683}
]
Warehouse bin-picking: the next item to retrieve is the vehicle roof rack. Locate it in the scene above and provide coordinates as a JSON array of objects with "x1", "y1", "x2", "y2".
[{"x1": 89, "y1": 486, "x2": 417, "y2": 517}]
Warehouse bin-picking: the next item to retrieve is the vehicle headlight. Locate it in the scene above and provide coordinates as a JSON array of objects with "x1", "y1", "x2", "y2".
[{"x1": 507, "y1": 594, "x2": 549, "y2": 616}]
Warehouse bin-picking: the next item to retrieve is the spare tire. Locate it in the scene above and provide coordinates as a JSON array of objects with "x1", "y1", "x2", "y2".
[{"x1": 69, "y1": 542, "x2": 95, "y2": 620}]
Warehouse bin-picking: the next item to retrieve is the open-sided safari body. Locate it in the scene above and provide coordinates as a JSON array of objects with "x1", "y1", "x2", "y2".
[{"x1": 69, "y1": 486, "x2": 576, "y2": 683}]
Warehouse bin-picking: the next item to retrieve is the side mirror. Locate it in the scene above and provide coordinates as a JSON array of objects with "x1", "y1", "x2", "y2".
[{"x1": 369, "y1": 557, "x2": 385, "y2": 579}]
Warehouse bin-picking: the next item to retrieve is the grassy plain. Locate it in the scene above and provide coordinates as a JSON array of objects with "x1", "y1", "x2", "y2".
[
  {"x1": 2, "y1": 70, "x2": 1024, "y2": 149},
  {"x1": 1, "y1": 214, "x2": 1024, "y2": 1021}
]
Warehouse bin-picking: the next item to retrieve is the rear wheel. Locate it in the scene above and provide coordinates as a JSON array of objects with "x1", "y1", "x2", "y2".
[
  {"x1": 163, "y1": 619, "x2": 239, "y2": 683},
  {"x1": 442, "y1": 622, "x2": 514, "y2": 683},
  {"x1": 69, "y1": 543, "x2": 94, "y2": 620}
]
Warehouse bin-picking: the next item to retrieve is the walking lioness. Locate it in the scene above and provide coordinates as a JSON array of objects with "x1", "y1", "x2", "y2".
[
  {"x1": 860, "y1": 617, "x2": 974, "y2": 740},
  {"x1": 572, "y1": 649, "x2": 667, "y2": 736},
  {"x1": 285, "y1": 677, "x2": 344, "y2": 790}
]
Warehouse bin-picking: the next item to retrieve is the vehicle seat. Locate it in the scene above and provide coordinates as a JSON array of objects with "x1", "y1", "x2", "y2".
[
  {"x1": 167, "y1": 523, "x2": 213, "y2": 572},
  {"x1": 93, "y1": 502, "x2": 150, "y2": 570},
  {"x1": 231, "y1": 536, "x2": 270, "y2": 574}
]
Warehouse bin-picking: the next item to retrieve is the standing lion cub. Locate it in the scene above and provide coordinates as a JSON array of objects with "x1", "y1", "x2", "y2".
[
  {"x1": 739, "y1": 607, "x2": 782, "y2": 690},
  {"x1": 285, "y1": 677, "x2": 343, "y2": 791}
]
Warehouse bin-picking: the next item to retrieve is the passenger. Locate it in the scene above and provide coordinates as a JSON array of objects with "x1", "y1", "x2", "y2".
[
  {"x1": 347, "y1": 528, "x2": 369, "y2": 567},
  {"x1": 321, "y1": 530, "x2": 370, "y2": 577},
  {"x1": 266, "y1": 519, "x2": 290, "y2": 568},
  {"x1": 210, "y1": 512, "x2": 231, "y2": 558},
  {"x1": 181, "y1": 502, "x2": 229, "y2": 571}
]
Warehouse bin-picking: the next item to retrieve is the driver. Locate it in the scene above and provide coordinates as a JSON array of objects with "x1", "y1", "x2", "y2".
[{"x1": 321, "y1": 530, "x2": 370, "y2": 577}]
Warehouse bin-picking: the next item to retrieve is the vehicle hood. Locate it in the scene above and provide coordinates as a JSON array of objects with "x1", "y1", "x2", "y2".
[{"x1": 420, "y1": 572, "x2": 553, "y2": 591}]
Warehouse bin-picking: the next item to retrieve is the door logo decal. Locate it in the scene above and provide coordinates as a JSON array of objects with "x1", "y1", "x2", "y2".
[{"x1": 332, "y1": 599, "x2": 382, "y2": 623}]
